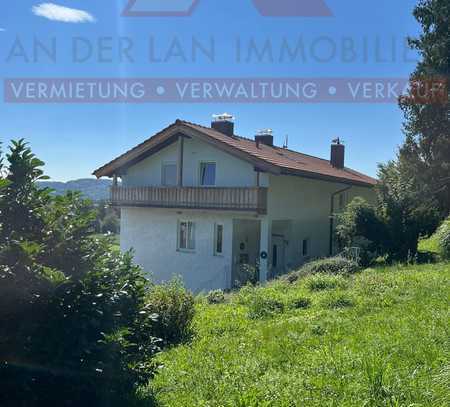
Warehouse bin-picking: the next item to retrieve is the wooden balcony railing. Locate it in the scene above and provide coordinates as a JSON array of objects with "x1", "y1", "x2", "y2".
[{"x1": 111, "y1": 186, "x2": 268, "y2": 214}]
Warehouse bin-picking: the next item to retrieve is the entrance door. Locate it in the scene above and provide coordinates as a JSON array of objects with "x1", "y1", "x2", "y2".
[{"x1": 272, "y1": 235, "x2": 286, "y2": 276}]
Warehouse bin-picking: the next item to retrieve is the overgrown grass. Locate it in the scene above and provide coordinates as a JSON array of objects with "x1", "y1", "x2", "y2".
[{"x1": 145, "y1": 263, "x2": 450, "y2": 406}]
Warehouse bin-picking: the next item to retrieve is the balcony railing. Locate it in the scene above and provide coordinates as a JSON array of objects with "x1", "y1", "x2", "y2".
[{"x1": 111, "y1": 186, "x2": 268, "y2": 214}]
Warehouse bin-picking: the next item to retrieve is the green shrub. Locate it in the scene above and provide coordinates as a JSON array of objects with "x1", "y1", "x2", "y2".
[
  {"x1": 145, "y1": 279, "x2": 195, "y2": 346},
  {"x1": 322, "y1": 292, "x2": 355, "y2": 309},
  {"x1": 437, "y1": 218, "x2": 450, "y2": 260},
  {"x1": 306, "y1": 274, "x2": 347, "y2": 292},
  {"x1": 0, "y1": 141, "x2": 160, "y2": 406},
  {"x1": 335, "y1": 197, "x2": 386, "y2": 265},
  {"x1": 247, "y1": 292, "x2": 284, "y2": 319},
  {"x1": 289, "y1": 297, "x2": 311, "y2": 309},
  {"x1": 206, "y1": 289, "x2": 226, "y2": 304},
  {"x1": 302, "y1": 257, "x2": 360, "y2": 275}
]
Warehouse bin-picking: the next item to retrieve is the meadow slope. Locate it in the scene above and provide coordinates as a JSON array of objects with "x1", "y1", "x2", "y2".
[{"x1": 147, "y1": 263, "x2": 449, "y2": 407}]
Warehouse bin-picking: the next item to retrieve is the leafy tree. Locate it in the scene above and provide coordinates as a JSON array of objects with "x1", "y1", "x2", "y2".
[
  {"x1": 0, "y1": 140, "x2": 188, "y2": 406},
  {"x1": 335, "y1": 197, "x2": 386, "y2": 265},
  {"x1": 377, "y1": 161, "x2": 440, "y2": 261},
  {"x1": 398, "y1": 0, "x2": 450, "y2": 216}
]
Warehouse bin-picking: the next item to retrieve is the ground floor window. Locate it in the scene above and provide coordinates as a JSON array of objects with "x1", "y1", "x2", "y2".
[
  {"x1": 214, "y1": 223, "x2": 224, "y2": 255},
  {"x1": 302, "y1": 238, "x2": 309, "y2": 256},
  {"x1": 178, "y1": 220, "x2": 195, "y2": 251}
]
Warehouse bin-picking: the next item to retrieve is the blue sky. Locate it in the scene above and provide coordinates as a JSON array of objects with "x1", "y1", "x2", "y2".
[{"x1": 0, "y1": 0, "x2": 420, "y2": 181}]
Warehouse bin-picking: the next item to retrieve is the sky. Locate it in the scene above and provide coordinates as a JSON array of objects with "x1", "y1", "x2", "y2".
[{"x1": 0, "y1": 0, "x2": 421, "y2": 181}]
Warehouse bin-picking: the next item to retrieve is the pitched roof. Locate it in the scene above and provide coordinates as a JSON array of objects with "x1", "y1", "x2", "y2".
[{"x1": 93, "y1": 119, "x2": 377, "y2": 187}]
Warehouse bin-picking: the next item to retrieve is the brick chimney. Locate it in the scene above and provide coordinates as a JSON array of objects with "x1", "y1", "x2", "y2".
[
  {"x1": 330, "y1": 138, "x2": 345, "y2": 169},
  {"x1": 255, "y1": 129, "x2": 274, "y2": 147},
  {"x1": 211, "y1": 113, "x2": 234, "y2": 137}
]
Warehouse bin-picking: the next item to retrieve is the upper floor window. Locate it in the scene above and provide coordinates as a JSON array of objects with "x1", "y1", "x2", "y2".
[
  {"x1": 162, "y1": 162, "x2": 177, "y2": 186},
  {"x1": 178, "y1": 220, "x2": 195, "y2": 252},
  {"x1": 199, "y1": 162, "x2": 216, "y2": 186}
]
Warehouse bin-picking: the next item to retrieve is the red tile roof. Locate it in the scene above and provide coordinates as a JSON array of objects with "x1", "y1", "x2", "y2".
[{"x1": 93, "y1": 120, "x2": 377, "y2": 187}]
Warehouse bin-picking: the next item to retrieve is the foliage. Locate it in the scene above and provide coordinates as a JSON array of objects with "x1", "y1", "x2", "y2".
[
  {"x1": 0, "y1": 140, "x2": 171, "y2": 406},
  {"x1": 376, "y1": 161, "x2": 441, "y2": 261},
  {"x1": 436, "y1": 217, "x2": 450, "y2": 259},
  {"x1": 289, "y1": 296, "x2": 311, "y2": 309},
  {"x1": 246, "y1": 292, "x2": 284, "y2": 319},
  {"x1": 145, "y1": 279, "x2": 195, "y2": 347},
  {"x1": 147, "y1": 263, "x2": 449, "y2": 406},
  {"x1": 234, "y1": 263, "x2": 259, "y2": 287},
  {"x1": 206, "y1": 289, "x2": 226, "y2": 304},
  {"x1": 305, "y1": 274, "x2": 348, "y2": 292},
  {"x1": 336, "y1": 197, "x2": 386, "y2": 265},
  {"x1": 302, "y1": 256, "x2": 360, "y2": 275},
  {"x1": 398, "y1": 0, "x2": 450, "y2": 217}
]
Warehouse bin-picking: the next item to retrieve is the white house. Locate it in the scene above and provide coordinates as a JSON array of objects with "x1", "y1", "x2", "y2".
[{"x1": 94, "y1": 115, "x2": 376, "y2": 292}]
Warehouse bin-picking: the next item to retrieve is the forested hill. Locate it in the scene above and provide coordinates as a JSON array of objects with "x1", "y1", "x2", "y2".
[{"x1": 38, "y1": 178, "x2": 112, "y2": 201}]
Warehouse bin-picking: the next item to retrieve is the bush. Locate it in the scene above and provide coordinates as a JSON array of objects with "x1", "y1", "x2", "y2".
[
  {"x1": 206, "y1": 289, "x2": 226, "y2": 304},
  {"x1": 302, "y1": 257, "x2": 360, "y2": 275},
  {"x1": 289, "y1": 297, "x2": 311, "y2": 309},
  {"x1": 437, "y1": 218, "x2": 450, "y2": 260},
  {"x1": 322, "y1": 292, "x2": 355, "y2": 309},
  {"x1": 306, "y1": 274, "x2": 347, "y2": 292},
  {"x1": 336, "y1": 197, "x2": 386, "y2": 265},
  {"x1": 247, "y1": 292, "x2": 284, "y2": 319},
  {"x1": 0, "y1": 140, "x2": 164, "y2": 406},
  {"x1": 145, "y1": 279, "x2": 195, "y2": 346}
]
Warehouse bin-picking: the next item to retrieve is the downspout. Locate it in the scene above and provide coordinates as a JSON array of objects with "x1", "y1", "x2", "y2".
[{"x1": 329, "y1": 185, "x2": 352, "y2": 256}]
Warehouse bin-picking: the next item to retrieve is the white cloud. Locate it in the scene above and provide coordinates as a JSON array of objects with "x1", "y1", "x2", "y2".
[{"x1": 32, "y1": 3, "x2": 96, "y2": 23}]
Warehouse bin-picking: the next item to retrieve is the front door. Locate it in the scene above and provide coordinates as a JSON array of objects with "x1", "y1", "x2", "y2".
[{"x1": 272, "y1": 235, "x2": 286, "y2": 276}]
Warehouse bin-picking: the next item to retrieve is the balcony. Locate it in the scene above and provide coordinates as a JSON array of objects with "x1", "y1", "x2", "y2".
[{"x1": 111, "y1": 186, "x2": 268, "y2": 214}]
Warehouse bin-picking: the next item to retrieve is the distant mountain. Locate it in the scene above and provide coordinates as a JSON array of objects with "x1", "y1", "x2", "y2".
[{"x1": 38, "y1": 178, "x2": 112, "y2": 201}]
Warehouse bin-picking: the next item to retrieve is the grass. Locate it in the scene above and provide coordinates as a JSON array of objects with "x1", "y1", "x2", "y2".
[{"x1": 144, "y1": 263, "x2": 450, "y2": 406}]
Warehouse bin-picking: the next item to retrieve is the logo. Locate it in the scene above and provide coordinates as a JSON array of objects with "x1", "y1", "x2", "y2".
[{"x1": 123, "y1": 0, "x2": 332, "y2": 17}]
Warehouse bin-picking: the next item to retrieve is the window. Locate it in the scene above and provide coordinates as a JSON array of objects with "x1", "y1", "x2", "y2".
[
  {"x1": 178, "y1": 221, "x2": 195, "y2": 251},
  {"x1": 302, "y1": 239, "x2": 309, "y2": 256},
  {"x1": 338, "y1": 192, "x2": 347, "y2": 210},
  {"x1": 199, "y1": 162, "x2": 216, "y2": 186},
  {"x1": 162, "y1": 162, "x2": 177, "y2": 186},
  {"x1": 214, "y1": 223, "x2": 224, "y2": 255}
]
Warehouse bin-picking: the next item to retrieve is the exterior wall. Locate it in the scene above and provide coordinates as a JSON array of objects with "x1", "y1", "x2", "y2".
[
  {"x1": 121, "y1": 207, "x2": 256, "y2": 292},
  {"x1": 118, "y1": 134, "x2": 376, "y2": 290},
  {"x1": 266, "y1": 175, "x2": 375, "y2": 270},
  {"x1": 122, "y1": 136, "x2": 257, "y2": 188}
]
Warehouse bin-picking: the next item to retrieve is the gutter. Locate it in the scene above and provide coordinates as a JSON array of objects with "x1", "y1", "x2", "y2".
[{"x1": 329, "y1": 185, "x2": 353, "y2": 256}]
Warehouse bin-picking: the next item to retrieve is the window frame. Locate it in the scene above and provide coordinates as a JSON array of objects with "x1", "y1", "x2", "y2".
[
  {"x1": 161, "y1": 161, "x2": 177, "y2": 187},
  {"x1": 177, "y1": 220, "x2": 196, "y2": 252},
  {"x1": 302, "y1": 238, "x2": 310, "y2": 257},
  {"x1": 199, "y1": 161, "x2": 217, "y2": 187},
  {"x1": 214, "y1": 223, "x2": 224, "y2": 256}
]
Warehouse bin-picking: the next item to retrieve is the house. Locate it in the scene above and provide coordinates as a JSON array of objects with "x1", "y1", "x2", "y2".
[{"x1": 93, "y1": 115, "x2": 376, "y2": 292}]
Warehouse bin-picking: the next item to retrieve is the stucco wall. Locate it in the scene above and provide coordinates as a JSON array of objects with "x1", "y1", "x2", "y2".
[
  {"x1": 120, "y1": 207, "x2": 260, "y2": 292},
  {"x1": 122, "y1": 137, "x2": 257, "y2": 188},
  {"x1": 266, "y1": 175, "x2": 375, "y2": 268}
]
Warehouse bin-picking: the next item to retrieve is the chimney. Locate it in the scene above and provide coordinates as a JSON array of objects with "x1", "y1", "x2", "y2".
[
  {"x1": 330, "y1": 138, "x2": 345, "y2": 169},
  {"x1": 211, "y1": 113, "x2": 234, "y2": 137},
  {"x1": 255, "y1": 129, "x2": 274, "y2": 147}
]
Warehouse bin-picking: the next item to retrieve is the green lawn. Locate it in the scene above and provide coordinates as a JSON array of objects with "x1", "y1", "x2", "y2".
[{"x1": 145, "y1": 263, "x2": 450, "y2": 407}]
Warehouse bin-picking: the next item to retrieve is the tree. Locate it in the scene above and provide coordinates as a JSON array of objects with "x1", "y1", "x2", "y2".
[
  {"x1": 376, "y1": 161, "x2": 440, "y2": 261},
  {"x1": 398, "y1": 0, "x2": 450, "y2": 216},
  {"x1": 0, "y1": 140, "x2": 161, "y2": 406},
  {"x1": 335, "y1": 197, "x2": 386, "y2": 265}
]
